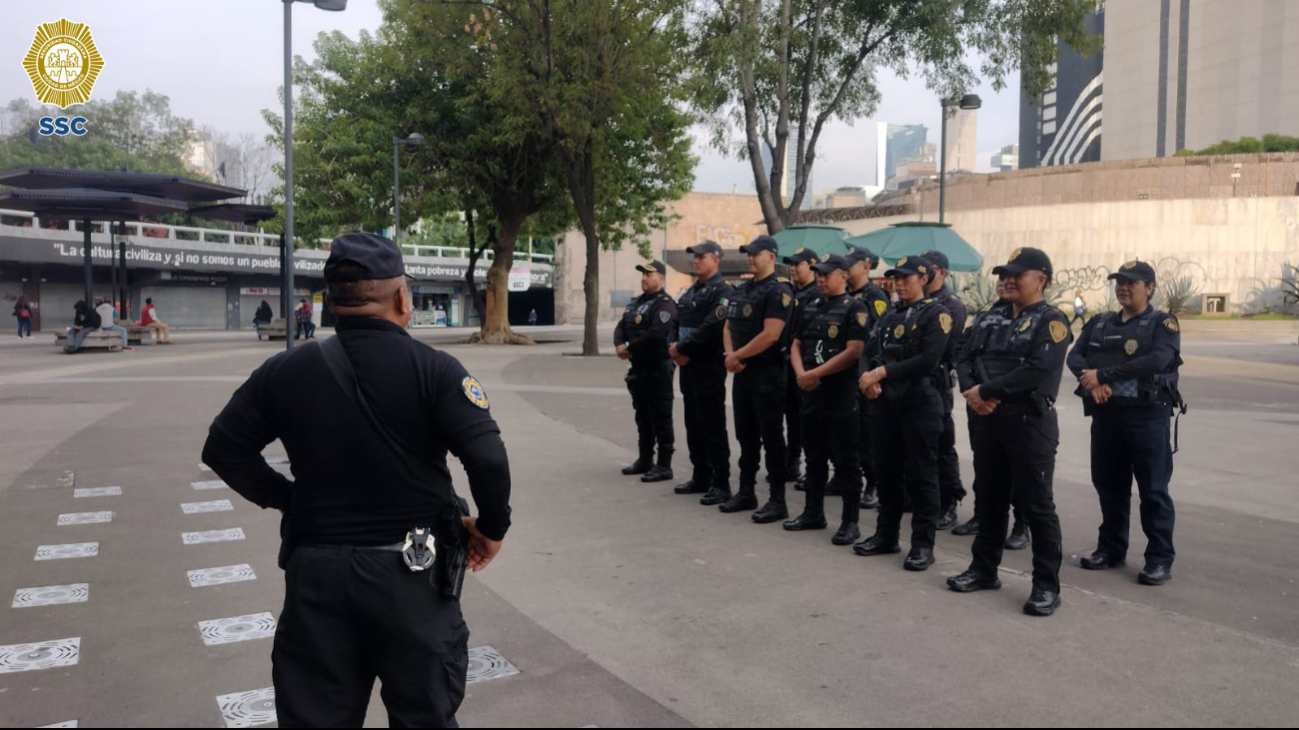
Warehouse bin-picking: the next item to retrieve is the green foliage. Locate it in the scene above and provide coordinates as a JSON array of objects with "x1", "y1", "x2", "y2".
[
  {"x1": 686, "y1": 0, "x2": 1100, "y2": 230},
  {"x1": 0, "y1": 90, "x2": 193, "y2": 176},
  {"x1": 1279, "y1": 262, "x2": 1298, "y2": 310},
  {"x1": 1157, "y1": 274, "x2": 1200, "y2": 315},
  {"x1": 950, "y1": 270, "x2": 999, "y2": 314},
  {"x1": 1174, "y1": 134, "x2": 1299, "y2": 156}
]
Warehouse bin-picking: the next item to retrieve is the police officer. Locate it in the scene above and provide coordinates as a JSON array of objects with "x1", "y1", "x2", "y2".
[
  {"x1": 669, "y1": 241, "x2": 735, "y2": 505},
  {"x1": 615, "y1": 260, "x2": 679, "y2": 483},
  {"x1": 1067, "y1": 260, "x2": 1184, "y2": 586},
  {"x1": 722, "y1": 235, "x2": 794, "y2": 522},
  {"x1": 783, "y1": 247, "x2": 822, "y2": 488},
  {"x1": 921, "y1": 250, "x2": 969, "y2": 530},
  {"x1": 846, "y1": 246, "x2": 891, "y2": 509},
  {"x1": 783, "y1": 254, "x2": 866, "y2": 544},
  {"x1": 948, "y1": 247, "x2": 1070, "y2": 617},
  {"x1": 202, "y1": 232, "x2": 512, "y2": 727},
  {"x1": 854, "y1": 255, "x2": 952, "y2": 571},
  {"x1": 951, "y1": 280, "x2": 1028, "y2": 544}
]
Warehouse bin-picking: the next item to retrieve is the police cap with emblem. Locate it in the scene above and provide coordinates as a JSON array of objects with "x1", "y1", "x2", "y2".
[
  {"x1": 325, "y1": 231, "x2": 408, "y2": 282},
  {"x1": 885, "y1": 254, "x2": 936, "y2": 279},
  {"x1": 992, "y1": 247, "x2": 1053, "y2": 279},
  {"x1": 686, "y1": 240, "x2": 723, "y2": 257},
  {"x1": 636, "y1": 260, "x2": 667, "y2": 275},
  {"x1": 844, "y1": 246, "x2": 878, "y2": 270},
  {"x1": 811, "y1": 254, "x2": 849, "y2": 274},
  {"x1": 921, "y1": 250, "x2": 951, "y2": 271},
  {"x1": 783, "y1": 248, "x2": 819, "y2": 266},
  {"x1": 739, "y1": 235, "x2": 779, "y2": 256},
  {"x1": 1108, "y1": 260, "x2": 1156, "y2": 284}
]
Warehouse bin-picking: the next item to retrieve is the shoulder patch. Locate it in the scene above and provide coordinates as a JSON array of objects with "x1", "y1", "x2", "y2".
[
  {"x1": 659, "y1": 310, "x2": 671, "y2": 324},
  {"x1": 1164, "y1": 317, "x2": 1180, "y2": 333},
  {"x1": 939, "y1": 312, "x2": 953, "y2": 334},
  {"x1": 874, "y1": 299, "x2": 887, "y2": 316},
  {"x1": 782, "y1": 293, "x2": 792, "y2": 308},
  {"x1": 857, "y1": 311, "x2": 868, "y2": 327},
  {"x1": 1049, "y1": 320, "x2": 1068, "y2": 344},
  {"x1": 462, "y1": 376, "x2": 490, "y2": 409}
]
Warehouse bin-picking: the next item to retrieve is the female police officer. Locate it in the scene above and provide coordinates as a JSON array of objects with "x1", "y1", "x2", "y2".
[
  {"x1": 948, "y1": 247, "x2": 1070, "y2": 616},
  {"x1": 1067, "y1": 260, "x2": 1183, "y2": 586},
  {"x1": 854, "y1": 255, "x2": 952, "y2": 572}
]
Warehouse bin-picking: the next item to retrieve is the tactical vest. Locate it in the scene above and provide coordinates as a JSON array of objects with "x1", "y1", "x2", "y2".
[
  {"x1": 799, "y1": 294, "x2": 856, "y2": 372},
  {"x1": 1084, "y1": 309, "x2": 1183, "y2": 406},
  {"x1": 968, "y1": 304, "x2": 1042, "y2": 382},
  {"x1": 727, "y1": 275, "x2": 789, "y2": 363},
  {"x1": 678, "y1": 277, "x2": 722, "y2": 343},
  {"x1": 867, "y1": 298, "x2": 941, "y2": 402}
]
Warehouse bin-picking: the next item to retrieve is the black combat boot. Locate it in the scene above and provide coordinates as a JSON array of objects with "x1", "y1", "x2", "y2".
[
  {"x1": 936, "y1": 503, "x2": 959, "y2": 531},
  {"x1": 904, "y1": 546, "x2": 936, "y2": 571},
  {"x1": 859, "y1": 484, "x2": 879, "y2": 510},
  {"x1": 1023, "y1": 588, "x2": 1061, "y2": 616},
  {"x1": 1137, "y1": 563, "x2": 1172, "y2": 586},
  {"x1": 831, "y1": 521, "x2": 861, "y2": 546},
  {"x1": 621, "y1": 455, "x2": 652, "y2": 476},
  {"x1": 782, "y1": 512, "x2": 827, "y2": 531},
  {"x1": 718, "y1": 491, "x2": 758, "y2": 513},
  {"x1": 1079, "y1": 549, "x2": 1126, "y2": 570},
  {"x1": 1004, "y1": 522, "x2": 1030, "y2": 551},
  {"x1": 950, "y1": 516, "x2": 981, "y2": 536},
  {"x1": 751, "y1": 501, "x2": 789, "y2": 523},
  {"x1": 946, "y1": 570, "x2": 1002, "y2": 593},
  {"x1": 852, "y1": 533, "x2": 901, "y2": 556}
]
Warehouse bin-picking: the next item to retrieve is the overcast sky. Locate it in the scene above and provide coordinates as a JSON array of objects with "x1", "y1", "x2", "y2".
[{"x1": 5, "y1": 0, "x2": 1022, "y2": 194}]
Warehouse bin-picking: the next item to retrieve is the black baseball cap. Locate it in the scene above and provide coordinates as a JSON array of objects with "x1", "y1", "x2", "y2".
[
  {"x1": 739, "y1": 235, "x2": 779, "y2": 256},
  {"x1": 1109, "y1": 260, "x2": 1157, "y2": 284},
  {"x1": 845, "y1": 246, "x2": 878, "y2": 270},
  {"x1": 325, "y1": 232, "x2": 407, "y2": 283},
  {"x1": 811, "y1": 254, "x2": 848, "y2": 274},
  {"x1": 921, "y1": 249, "x2": 951, "y2": 270},
  {"x1": 686, "y1": 240, "x2": 723, "y2": 256},
  {"x1": 783, "y1": 247, "x2": 819, "y2": 266},
  {"x1": 885, "y1": 255, "x2": 936, "y2": 279},
  {"x1": 636, "y1": 260, "x2": 666, "y2": 275},
  {"x1": 992, "y1": 247, "x2": 1053, "y2": 278}
]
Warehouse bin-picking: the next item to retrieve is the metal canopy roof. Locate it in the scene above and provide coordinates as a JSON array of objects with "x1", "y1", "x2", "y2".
[{"x1": 0, "y1": 166, "x2": 246, "y2": 203}]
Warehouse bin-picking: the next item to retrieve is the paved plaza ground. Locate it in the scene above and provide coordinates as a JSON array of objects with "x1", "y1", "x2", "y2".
[{"x1": 1, "y1": 321, "x2": 1297, "y2": 727}]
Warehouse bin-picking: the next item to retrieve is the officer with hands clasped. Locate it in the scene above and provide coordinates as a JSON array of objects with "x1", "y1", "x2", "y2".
[
  {"x1": 615, "y1": 260, "x2": 679, "y2": 483},
  {"x1": 783, "y1": 254, "x2": 867, "y2": 545}
]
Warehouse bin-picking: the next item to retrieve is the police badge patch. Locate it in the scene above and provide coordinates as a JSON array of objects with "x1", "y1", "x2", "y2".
[
  {"x1": 1124, "y1": 338, "x2": 1139, "y2": 356},
  {"x1": 782, "y1": 294, "x2": 792, "y2": 308},
  {"x1": 1049, "y1": 320, "x2": 1068, "y2": 343},
  {"x1": 828, "y1": 324, "x2": 839, "y2": 339},
  {"x1": 874, "y1": 300, "x2": 887, "y2": 316},
  {"x1": 939, "y1": 313, "x2": 953, "y2": 334},
  {"x1": 857, "y1": 312, "x2": 868, "y2": 327},
  {"x1": 1018, "y1": 318, "x2": 1032, "y2": 333},
  {"x1": 635, "y1": 314, "x2": 643, "y2": 324},
  {"x1": 893, "y1": 324, "x2": 905, "y2": 339},
  {"x1": 659, "y1": 311, "x2": 671, "y2": 324},
  {"x1": 1164, "y1": 318, "x2": 1180, "y2": 332},
  {"x1": 462, "y1": 377, "x2": 490, "y2": 409},
  {"x1": 716, "y1": 304, "x2": 728, "y2": 319},
  {"x1": 743, "y1": 303, "x2": 754, "y2": 318}
]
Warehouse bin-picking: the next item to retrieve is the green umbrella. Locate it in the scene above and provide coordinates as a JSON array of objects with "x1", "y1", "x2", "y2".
[
  {"x1": 845, "y1": 222, "x2": 984, "y2": 272},
  {"x1": 769, "y1": 224, "x2": 853, "y2": 261}
]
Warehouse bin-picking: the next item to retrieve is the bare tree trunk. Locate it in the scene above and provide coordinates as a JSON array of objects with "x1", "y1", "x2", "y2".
[
  {"x1": 469, "y1": 212, "x2": 534, "y2": 345},
  {"x1": 740, "y1": 0, "x2": 783, "y2": 234},
  {"x1": 463, "y1": 208, "x2": 487, "y2": 325},
  {"x1": 567, "y1": 140, "x2": 603, "y2": 356}
]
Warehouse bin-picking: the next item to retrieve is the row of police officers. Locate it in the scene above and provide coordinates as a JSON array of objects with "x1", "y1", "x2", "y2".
[{"x1": 616, "y1": 237, "x2": 1184, "y2": 616}]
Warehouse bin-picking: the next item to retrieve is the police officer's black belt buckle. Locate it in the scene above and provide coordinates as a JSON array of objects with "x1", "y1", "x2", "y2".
[{"x1": 402, "y1": 527, "x2": 437, "y2": 572}]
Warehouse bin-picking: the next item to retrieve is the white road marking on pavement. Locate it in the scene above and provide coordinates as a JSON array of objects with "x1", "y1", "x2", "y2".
[
  {"x1": 38, "y1": 721, "x2": 78, "y2": 728},
  {"x1": 198, "y1": 463, "x2": 213, "y2": 472},
  {"x1": 216, "y1": 687, "x2": 276, "y2": 728},
  {"x1": 182, "y1": 528, "x2": 246, "y2": 545},
  {"x1": 191, "y1": 480, "x2": 228, "y2": 490},
  {"x1": 74, "y1": 487, "x2": 121, "y2": 498},
  {"x1": 0, "y1": 637, "x2": 80, "y2": 673},
  {"x1": 12, "y1": 584, "x2": 89, "y2": 608},
  {"x1": 56, "y1": 511, "x2": 112, "y2": 526},
  {"x1": 198, "y1": 613, "x2": 277, "y2": 646},
  {"x1": 467, "y1": 645, "x2": 520, "y2": 684},
  {"x1": 182, "y1": 500, "x2": 233, "y2": 514},
  {"x1": 34, "y1": 542, "x2": 98, "y2": 560},
  {"x1": 188, "y1": 564, "x2": 256, "y2": 588}
]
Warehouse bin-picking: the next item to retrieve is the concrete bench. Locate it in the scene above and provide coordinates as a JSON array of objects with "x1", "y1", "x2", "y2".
[
  {"x1": 124, "y1": 325, "x2": 157, "y2": 346},
  {"x1": 53, "y1": 329, "x2": 124, "y2": 353},
  {"x1": 256, "y1": 321, "x2": 288, "y2": 341}
]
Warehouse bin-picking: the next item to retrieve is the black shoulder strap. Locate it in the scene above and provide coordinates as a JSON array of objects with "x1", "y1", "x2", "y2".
[{"x1": 317, "y1": 337, "x2": 438, "y2": 473}]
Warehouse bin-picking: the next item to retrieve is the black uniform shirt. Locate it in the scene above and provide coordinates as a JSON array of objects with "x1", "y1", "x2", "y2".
[
  {"x1": 727, "y1": 273, "x2": 793, "y2": 364},
  {"x1": 851, "y1": 282, "x2": 892, "y2": 328},
  {"x1": 673, "y1": 273, "x2": 733, "y2": 362},
  {"x1": 871, "y1": 298, "x2": 952, "y2": 382},
  {"x1": 975, "y1": 300, "x2": 1072, "y2": 403},
  {"x1": 202, "y1": 317, "x2": 512, "y2": 544},
  {"x1": 614, "y1": 290, "x2": 678, "y2": 368},
  {"x1": 1067, "y1": 306, "x2": 1181, "y2": 385},
  {"x1": 796, "y1": 292, "x2": 868, "y2": 406},
  {"x1": 931, "y1": 283, "x2": 968, "y2": 367},
  {"x1": 788, "y1": 279, "x2": 821, "y2": 346}
]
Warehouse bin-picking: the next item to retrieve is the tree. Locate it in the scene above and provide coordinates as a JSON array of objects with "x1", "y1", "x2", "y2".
[
  {"x1": 476, "y1": 0, "x2": 696, "y2": 355},
  {"x1": 688, "y1": 0, "x2": 1101, "y2": 233},
  {"x1": 1175, "y1": 134, "x2": 1299, "y2": 156}
]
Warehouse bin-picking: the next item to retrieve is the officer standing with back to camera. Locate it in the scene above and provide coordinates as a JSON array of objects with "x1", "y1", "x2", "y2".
[
  {"x1": 783, "y1": 247, "x2": 821, "y2": 489},
  {"x1": 722, "y1": 235, "x2": 794, "y2": 523},
  {"x1": 202, "y1": 232, "x2": 512, "y2": 727},
  {"x1": 846, "y1": 246, "x2": 891, "y2": 509},
  {"x1": 951, "y1": 278, "x2": 1029, "y2": 545},
  {"x1": 616, "y1": 260, "x2": 679, "y2": 483},
  {"x1": 948, "y1": 247, "x2": 1070, "y2": 617},
  {"x1": 921, "y1": 250, "x2": 969, "y2": 531},
  {"x1": 783, "y1": 254, "x2": 866, "y2": 545},
  {"x1": 1067, "y1": 260, "x2": 1185, "y2": 586},
  {"x1": 855, "y1": 255, "x2": 952, "y2": 571},
  {"x1": 669, "y1": 241, "x2": 735, "y2": 505}
]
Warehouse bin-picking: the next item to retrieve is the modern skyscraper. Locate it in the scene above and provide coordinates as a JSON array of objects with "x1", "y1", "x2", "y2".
[
  {"x1": 879, "y1": 123, "x2": 928, "y2": 189},
  {"x1": 943, "y1": 108, "x2": 978, "y2": 172}
]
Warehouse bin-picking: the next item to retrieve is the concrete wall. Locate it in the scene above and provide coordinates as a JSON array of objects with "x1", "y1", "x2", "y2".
[
  {"x1": 555, "y1": 192, "x2": 765, "y2": 325},
  {"x1": 839, "y1": 196, "x2": 1299, "y2": 315}
]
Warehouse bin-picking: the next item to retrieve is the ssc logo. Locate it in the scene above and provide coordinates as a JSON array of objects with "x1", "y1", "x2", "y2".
[{"x1": 462, "y1": 377, "x2": 490, "y2": 410}]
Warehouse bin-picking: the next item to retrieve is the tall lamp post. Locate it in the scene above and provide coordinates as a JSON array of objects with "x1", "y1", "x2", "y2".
[
  {"x1": 393, "y1": 132, "x2": 426, "y2": 247},
  {"x1": 939, "y1": 93, "x2": 981, "y2": 225},
  {"x1": 282, "y1": 0, "x2": 347, "y2": 351}
]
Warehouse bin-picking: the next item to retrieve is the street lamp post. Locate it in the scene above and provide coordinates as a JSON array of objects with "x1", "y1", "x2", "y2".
[
  {"x1": 939, "y1": 93, "x2": 982, "y2": 225},
  {"x1": 393, "y1": 132, "x2": 425, "y2": 247},
  {"x1": 282, "y1": 0, "x2": 347, "y2": 352}
]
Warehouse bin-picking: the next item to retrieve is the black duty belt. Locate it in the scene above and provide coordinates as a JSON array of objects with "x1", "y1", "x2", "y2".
[{"x1": 303, "y1": 541, "x2": 404, "y2": 552}]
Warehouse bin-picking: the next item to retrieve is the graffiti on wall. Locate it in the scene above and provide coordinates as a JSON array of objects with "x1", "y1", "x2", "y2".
[
  {"x1": 1051, "y1": 265, "x2": 1113, "y2": 293},
  {"x1": 695, "y1": 223, "x2": 758, "y2": 249}
]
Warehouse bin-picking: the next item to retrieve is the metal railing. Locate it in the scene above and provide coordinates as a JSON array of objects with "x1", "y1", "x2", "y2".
[{"x1": 0, "y1": 209, "x2": 555, "y2": 264}]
